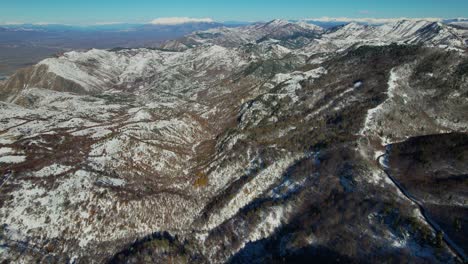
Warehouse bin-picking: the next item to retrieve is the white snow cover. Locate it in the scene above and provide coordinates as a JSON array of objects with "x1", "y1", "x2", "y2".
[
  {"x1": 35, "y1": 164, "x2": 74, "y2": 177},
  {"x1": 0, "y1": 147, "x2": 14, "y2": 155},
  {"x1": 304, "y1": 17, "x2": 443, "y2": 24},
  {"x1": 205, "y1": 153, "x2": 301, "y2": 230},
  {"x1": 0, "y1": 155, "x2": 26, "y2": 164},
  {"x1": 360, "y1": 67, "x2": 401, "y2": 144},
  {"x1": 150, "y1": 17, "x2": 214, "y2": 25},
  {"x1": 270, "y1": 67, "x2": 327, "y2": 102},
  {"x1": 37, "y1": 43, "x2": 248, "y2": 93},
  {"x1": 320, "y1": 19, "x2": 467, "y2": 50}
]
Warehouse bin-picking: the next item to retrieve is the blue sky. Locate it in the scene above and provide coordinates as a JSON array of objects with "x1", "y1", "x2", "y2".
[{"x1": 1, "y1": 0, "x2": 467, "y2": 24}]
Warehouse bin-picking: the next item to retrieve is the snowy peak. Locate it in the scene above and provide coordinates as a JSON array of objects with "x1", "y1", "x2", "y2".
[
  {"x1": 343, "y1": 22, "x2": 368, "y2": 30},
  {"x1": 337, "y1": 22, "x2": 371, "y2": 34},
  {"x1": 322, "y1": 19, "x2": 467, "y2": 48},
  {"x1": 297, "y1": 21, "x2": 324, "y2": 32},
  {"x1": 377, "y1": 19, "x2": 466, "y2": 46},
  {"x1": 1, "y1": 43, "x2": 249, "y2": 99},
  {"x1": 160, "y1": 20, "x2": 324, "y2": 49},
  {"x1": 323, "y1": 22, "x2": 376, "y2": 41},
  {"x1": 264, "y1": 19, "x2": 290, "y2": 27},
  {"x1": 2, "y1": 18, "x2": 467, "y2": 100},
  {"x1": 257, "y1": 19, "x2": 323, "y2": 33},
  {"x1": 379, "y1": 20, "x2": 439, "y2": 37}
]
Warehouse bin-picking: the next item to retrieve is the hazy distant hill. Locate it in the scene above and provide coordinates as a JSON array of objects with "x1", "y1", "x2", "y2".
[{"x1": 0, "y1": 21, "x2": 238, "y2": 77}]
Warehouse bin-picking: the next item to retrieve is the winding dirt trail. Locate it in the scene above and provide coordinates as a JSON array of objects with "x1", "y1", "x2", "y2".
[{"x1": 376, "y1": 152, "x2": 467, "y2": 263}]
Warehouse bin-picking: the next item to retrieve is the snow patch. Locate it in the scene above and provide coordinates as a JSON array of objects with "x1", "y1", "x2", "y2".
[
  {"x1": 0, "y1": 155, "x2": 26, "y2": 164},
  {"x1": 0, "y1": 147, "x2": 15, "y2": 156},
  {"x1": 35, "y1": 164, "x2": 74, "y2": 177}
]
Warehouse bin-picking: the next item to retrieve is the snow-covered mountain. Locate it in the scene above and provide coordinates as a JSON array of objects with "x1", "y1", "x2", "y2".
[
  {"x1": 323, "y1": 20, "x2": 466, "y2": 48},
  {"x1": 159, "y1": 19, "x2": 324, "y2": 50},
  {"x1": 0, "y1": 19, "x2": 467, "y2": 263},
  {"x1": 3, "y1": 19, "x2": 465, "y2": 99},
  {"x1": 160, "y1": 19, "x2": 467, "y2": 51}
]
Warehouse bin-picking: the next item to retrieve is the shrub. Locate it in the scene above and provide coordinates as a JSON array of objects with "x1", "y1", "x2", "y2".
[{"x1": 194, "y1": 171, "x2": 209, "y2": 187}]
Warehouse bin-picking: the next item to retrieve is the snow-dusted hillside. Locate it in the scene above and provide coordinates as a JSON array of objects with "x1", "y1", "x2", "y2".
[
  {"x1": 323, "y1": 20, "x2": 466, "y2": 48},
  {"x1": 159, "y1": 19, "x2": 324, "y2": 50},
  {"x1": 0, "y1": 19, "x2": 467, "y2": 263}
]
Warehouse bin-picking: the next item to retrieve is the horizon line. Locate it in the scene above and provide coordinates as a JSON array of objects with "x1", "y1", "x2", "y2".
[{"x1": 1, "y1": 16, "x2": 467, "y2": 26}]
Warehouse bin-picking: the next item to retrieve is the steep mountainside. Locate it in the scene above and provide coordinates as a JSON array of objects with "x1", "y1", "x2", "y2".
[
  {"x1": 0, "y1": 19, "x2": 467, "y2": 263},
  {"x1": 386, "y1": 133, "x2": 468, "y2": 254}
]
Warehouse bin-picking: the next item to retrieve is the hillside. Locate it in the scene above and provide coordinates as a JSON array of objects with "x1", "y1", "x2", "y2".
[{"x1": 0, "y1": 19, "x2": 467, "y2": 263}]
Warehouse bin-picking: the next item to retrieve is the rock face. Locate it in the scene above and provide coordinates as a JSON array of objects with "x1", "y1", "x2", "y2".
[{"x1": 0, "y1": 20, "x2": 467, "y2": 263}]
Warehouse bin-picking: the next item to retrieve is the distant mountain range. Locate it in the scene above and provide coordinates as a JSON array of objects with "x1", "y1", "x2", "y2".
[
  {"x1": 0, "y1": 21, "x2": 248, "y2": 33},
  {"x1": 1, "y1": 18, "x2": 467, "y2": 79},
  {"x1": 0, "y1": 21, "x2": 242, "y2": 77},
  {"x1": 1, "y1": 18, "x2": 467, "y2": 31}
]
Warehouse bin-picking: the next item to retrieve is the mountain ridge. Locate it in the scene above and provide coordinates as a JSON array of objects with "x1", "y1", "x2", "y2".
[{"x1": 0, "y1": 18, "x2": 467, "y2": 264}]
